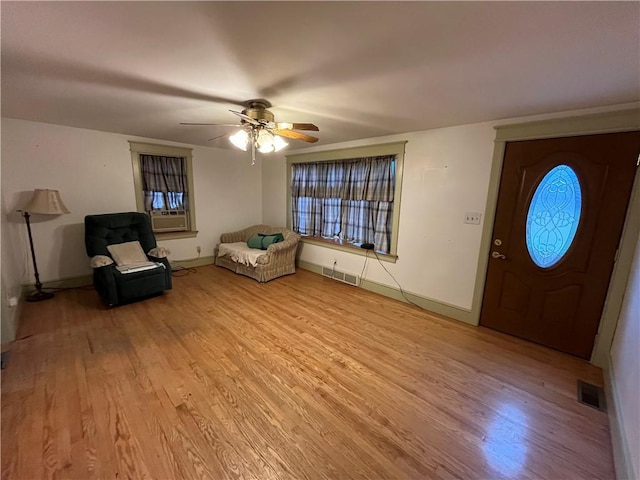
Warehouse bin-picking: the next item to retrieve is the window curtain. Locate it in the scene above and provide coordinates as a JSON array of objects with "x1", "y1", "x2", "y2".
[
  {"x1": 291, "y1": 155, "x2": 395, "y2": 252},
  {"x1": 140, "y1": 155, "x2": 189, "y2": 211}
]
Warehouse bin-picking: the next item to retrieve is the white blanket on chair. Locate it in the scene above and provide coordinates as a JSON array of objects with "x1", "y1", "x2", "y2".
[{"x1": 218, "y1": 242, "x2": 264, "y2": 267}]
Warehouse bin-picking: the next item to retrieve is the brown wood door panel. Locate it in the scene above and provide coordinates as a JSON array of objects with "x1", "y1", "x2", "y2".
[{"x1": 480, "y1": 131, "x2": 639, "y2": 359}]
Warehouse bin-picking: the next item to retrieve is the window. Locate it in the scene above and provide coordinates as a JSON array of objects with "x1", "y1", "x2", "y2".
[
  {"x1": 526, "y1": 164, "x2": 582, "y2": 268},
  {"x1": 140, "y1": 154, "x2": 189, "y2": 212},
  {"x1": 287, "y1": 142, "x2": 406, "y2": 259},
  {"x1": 129, "y1": 141, "x2": 197, "y2": 238}
]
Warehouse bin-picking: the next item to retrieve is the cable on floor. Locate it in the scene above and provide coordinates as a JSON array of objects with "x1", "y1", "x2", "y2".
[
  {"x1": 171, "y1": 265, "x2": 197, "y2": 277},
  {"x1": 359, "y1": 249, "x2": 370, "y2": 281},
  {"x1": 372, "y1": 251, "x2": 425, "y2": 310}
]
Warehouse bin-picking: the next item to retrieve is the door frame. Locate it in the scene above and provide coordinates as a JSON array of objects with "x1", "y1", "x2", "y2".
[{"x1": 470, "y1": 107, "x2": 640, "y2": 366}]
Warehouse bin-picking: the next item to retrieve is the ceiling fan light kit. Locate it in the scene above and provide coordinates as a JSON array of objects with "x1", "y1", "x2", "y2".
[
  {"x1": 182, "y1": 99, "x2": 318, "y2": 166},
  {"x1": 257, "y1": 129, "x2": 288, "y2": 153},
  {"x1": 229, "y1": 129, "x2": 249, "y2": 151}
]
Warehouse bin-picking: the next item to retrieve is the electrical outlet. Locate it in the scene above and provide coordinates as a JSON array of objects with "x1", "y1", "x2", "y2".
[
  {"x1": 464, "y1": 212, "x2": 482, "y2": 225},
  {"x1": 196, "y1": 245, "x2": 201, "y2": 254}
]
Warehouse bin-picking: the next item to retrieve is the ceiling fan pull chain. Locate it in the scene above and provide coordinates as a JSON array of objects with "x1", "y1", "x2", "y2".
[{"x1": 251, "y1": 132, "x2": 256, "y2": 166}]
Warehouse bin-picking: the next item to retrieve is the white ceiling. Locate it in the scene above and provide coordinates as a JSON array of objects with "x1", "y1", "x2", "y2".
[{"x1": 2, "y1": 2, "x2": 639, "y2": 149}]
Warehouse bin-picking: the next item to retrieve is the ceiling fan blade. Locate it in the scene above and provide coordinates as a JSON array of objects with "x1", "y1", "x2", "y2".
[
  {"x1": 180, "y1": 122, "x2": 241, "y2": 126},
  {"x1": 273, "y1": 129, "x2": 319, "y2": 143},
  {"x1": 275, "y1": 122, "x2": 319, "y2": 132},
  {"x1": 230, "y1": 110, "x2": 260, "y2": 125},
  {"x1": 207, "y1": 133, "x2": 229, "y2": 142}
]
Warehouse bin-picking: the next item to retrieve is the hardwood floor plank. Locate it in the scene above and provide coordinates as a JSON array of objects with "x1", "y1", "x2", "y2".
[
  {"x1": 195, "y1": 321, "x2": 391, "y2": 479},
  {"x1": 2, "y1": 266, "x2": 615, "y2": 479},
  {"x1": 248, "y1": 294, "x2": 608, "y2": 479},
  {"x1": 216, "y1": 303, "x2": 443, "y2": 478}
]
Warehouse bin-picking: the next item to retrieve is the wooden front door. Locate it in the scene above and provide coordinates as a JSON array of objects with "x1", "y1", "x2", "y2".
[{"x1": 480, "y1": 131, "x2": 639, "y2": 359}]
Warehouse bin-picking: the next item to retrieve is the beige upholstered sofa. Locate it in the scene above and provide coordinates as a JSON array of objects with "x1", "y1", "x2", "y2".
[{"x1": 214, "y1": 225, "x2": 301, "y2": 282}]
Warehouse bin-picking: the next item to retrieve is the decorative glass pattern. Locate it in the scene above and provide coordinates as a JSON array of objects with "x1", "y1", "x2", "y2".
[{"x1": 526, "y1": 165, "x2": 582, "y2": 268}]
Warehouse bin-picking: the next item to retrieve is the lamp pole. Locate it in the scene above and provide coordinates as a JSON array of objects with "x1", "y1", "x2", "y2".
[
  {"x1": 22, "y1": 211, "x2": 54, "y2": 302},
  {"x1": 19, "y1": 189, "x2": 70, "y2": 302}
]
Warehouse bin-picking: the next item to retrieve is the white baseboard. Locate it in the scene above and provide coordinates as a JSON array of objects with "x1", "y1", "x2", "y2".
[
  {"x1": 603, "y1": 356, "x2": 637, "y2": 480},
  {"x1": 297, "y1": 259, "x2": 474, "y2": 325},
  {"x1": 172, "y1": 255, "x2": 215, "y2": 269},
  {"x1": 41, "y1": 275, "x2": 93, "y2": 289}
]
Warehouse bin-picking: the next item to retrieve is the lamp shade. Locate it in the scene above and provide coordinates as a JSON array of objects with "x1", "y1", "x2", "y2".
[
  {"x1": 229, "y1": 129, "x2": 249, "y2": 151},
  {"x1": 25, "y1": 189, "x2": 70, "y2": 215},
  {"x1": 273, "y1": 135, "x2": 289, "y2": 152},
  {"x1": 256, "y1": 129, "x2": 275, "y2": 153}
]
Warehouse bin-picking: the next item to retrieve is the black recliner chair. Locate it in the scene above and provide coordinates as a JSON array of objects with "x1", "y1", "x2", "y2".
[{"x1": 84, "y1": 212, "x2": 172, "y2": 306}]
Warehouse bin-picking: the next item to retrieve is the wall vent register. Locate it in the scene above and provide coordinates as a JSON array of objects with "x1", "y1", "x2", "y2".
[{"x1": 322, "y1": 266, "x2": 360, "y2": 287}]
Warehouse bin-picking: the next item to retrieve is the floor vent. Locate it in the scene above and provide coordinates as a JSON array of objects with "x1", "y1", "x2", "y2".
[
  {"x1": 322, "y1": 266, "x2": 360, "y2": 287},
  {"x1": 577, "y1": 380, "x2": 606, "y2": 412}
]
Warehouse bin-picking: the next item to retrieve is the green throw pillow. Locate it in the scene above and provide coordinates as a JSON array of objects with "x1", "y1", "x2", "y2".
[{"x1": 247, "y1": 233, "x2": 285, "y2": 250}]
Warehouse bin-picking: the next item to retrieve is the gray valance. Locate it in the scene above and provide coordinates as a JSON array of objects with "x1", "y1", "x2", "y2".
[{"x1": 291, "y1": 155, "x2": 395, "y2": 202}]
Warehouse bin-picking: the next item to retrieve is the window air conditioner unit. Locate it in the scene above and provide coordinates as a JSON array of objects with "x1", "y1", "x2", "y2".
[{"x1": 150, "y1": 210, "x2": 188, "y2": 232}]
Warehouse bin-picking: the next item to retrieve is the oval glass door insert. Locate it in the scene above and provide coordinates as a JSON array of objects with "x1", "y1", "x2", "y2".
[{"x1": 526, "y1": 164, "x2": 582, "y2": 268}]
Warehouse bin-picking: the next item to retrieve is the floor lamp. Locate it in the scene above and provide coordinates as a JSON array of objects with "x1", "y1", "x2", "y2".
[{"x1": 20, "y1": 189, "x2": 70, "y2": 302}]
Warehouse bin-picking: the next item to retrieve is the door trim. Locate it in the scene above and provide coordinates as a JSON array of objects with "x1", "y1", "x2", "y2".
[{"x1": 470, "y1": 107, "x2": 640, "y2": 366}]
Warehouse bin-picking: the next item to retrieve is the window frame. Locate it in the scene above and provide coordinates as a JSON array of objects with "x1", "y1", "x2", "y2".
[
  {"x1": 286, "y1": 141, "x2": 406, "y2": 262},
  {"x1": 129, "y1": 141, "x2": 197, "y2": 239}
]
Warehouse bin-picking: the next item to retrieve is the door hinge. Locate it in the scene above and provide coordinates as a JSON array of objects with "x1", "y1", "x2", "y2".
[
  {"x1": 637, "y1": 154, "x2": 639, "y2": 167},
  {"x1": 614, "y1": 248, "x2": 620, "y2": 263}
]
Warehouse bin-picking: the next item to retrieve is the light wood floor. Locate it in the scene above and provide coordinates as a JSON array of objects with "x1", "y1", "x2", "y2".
[{"x1": 2, "y1": 266, "x2": 614, "y2": 479}]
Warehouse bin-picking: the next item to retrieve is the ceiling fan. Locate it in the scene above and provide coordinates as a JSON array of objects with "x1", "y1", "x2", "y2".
[{"x1": 181, "y1": 99, "x2": 319, "y2": 165}]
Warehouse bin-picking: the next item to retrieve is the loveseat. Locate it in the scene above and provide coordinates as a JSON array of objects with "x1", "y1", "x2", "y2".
[{"x1": 214, "y1": 225, "x2": 301, "y2": 282}]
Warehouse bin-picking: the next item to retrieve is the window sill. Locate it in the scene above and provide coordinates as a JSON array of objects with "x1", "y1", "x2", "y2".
[
  {"x1": 300, "y1": 236, "x2": 398, "y2": 263},
  {"x1": 155, "y1": 230, "x2": 198, "y2": 240}
]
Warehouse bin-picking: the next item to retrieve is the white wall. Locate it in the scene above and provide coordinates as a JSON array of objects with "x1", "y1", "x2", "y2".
[
  {"x1": 1, "y1": 118, "x2": 262, "y2": 318},
  {"x1": 1, "y1": 181, "x2": 22, "y2": 343},
  {"x1": 262, "y1": 122, "x2": 495, "y2": 310},
  {"x1": 261, "y1": 153, "x2": 287, "y2": 227},
  {"x1": 610, "y1": 232, "x2": 640, "y2": 480},
  {"x1": 1, "y1": 187, "x2": 25, "y2": 343}
]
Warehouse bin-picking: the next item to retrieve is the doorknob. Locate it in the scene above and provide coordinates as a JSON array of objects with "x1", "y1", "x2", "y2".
[{"x1": 491, "y1": 251, "x2": 506, "y2": 259}]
